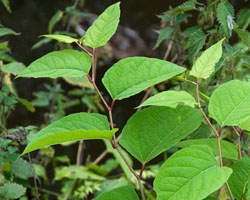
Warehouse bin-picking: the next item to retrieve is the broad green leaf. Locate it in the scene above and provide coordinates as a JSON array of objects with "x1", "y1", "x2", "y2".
[
  {"x1": 154, "y1": 27, "x2": 173, "y2": 48},
  {"x1": 48, "y1": 10, "x2": 63, "y2": 33},
  {"x1": 119, "y1": 105, "x2": 202, "y2": 163},
  {"x1": 17, "y1": 49, "x2": 91, "y2": 79},
  {"x1": 11, "y1": 158, "x2": 32, "y2": 179},
  {"x1": 41, "y1": 34, "x2": 78, "y2": 44},
  {"x1": 0, "y1": 183, "x2": 26, "y2": 199},
  {"x1": 208, "y1": 80, "x2": 250, "y2": 126},
  {"x1": 137, "y1": 90, "x2": 196, "y2": 109},
  {"x1": 228, "y1": 156, "x2": 250, "y2": 200},
  {"x1": 154, "y1": 145, "x2": 232, "y2": 200},
  {"x1": 239, "y1": 117, "x2": 250, "y2": 131},
  {"x1": 217, "y1": 2, "x2": 234, "y2": 37},
  {"x1": 102, "y1": 57, "x2": 186, "y2": 100},
  {"x1": 0, "y1": 27, "x2": 19, "y2": 37},
  {"x1": 0, "y1": 62, "x2": 25, "y2": 75},
  {"x1": 21, "y1": 112, "x2": 118, "y2": 155},
  {"x1": 95, "y1": 185, "x2": 139, "y2": 200},
  {"x1": 234, "y1": 28, "x2": 250, "y2": 47},
  {"x1": 176, "y1": 138, "x2": 238, "y2": 160},
  {"x1": 15, "y1": 97, "x2": 35, "y2": 112},
  {"x1": 82, "y1": 2, "x2": 120, "y2": 48},
  {"x1": 189, "y1": 123, "x2": 212, "y2": 139},
  {"x1": 190, "y1": 38, "x2": 224, "y2": 79},
  {"x1": 55, "y1": 165, "x2": 104, "y2": 181},
  {"x1": 189, "y1": 29, "x2": 206, "y2": 65}
]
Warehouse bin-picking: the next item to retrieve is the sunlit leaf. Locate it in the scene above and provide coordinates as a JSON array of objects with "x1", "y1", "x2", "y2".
[
  {"x1": 21, "y1": 113, "x2": 118, "y2": 155},
  {"x1": 119, "y1": 105, "x2": 202, "y2": 163},
  {"x1": 102, "y1": 57, "x2": 185, "y2": 100},
  {"x1": 137, "y1": 90, "x2": 196, "y2": 108},
  {"x1": 17, "y1": 50, "x2": 91, "y2": 79},
  {"x1": 154, "y1": 145, "x2": 232, "y2": 200},
  {"x1": 82, "y1": 2, "x2": 120, "y2": 48}
]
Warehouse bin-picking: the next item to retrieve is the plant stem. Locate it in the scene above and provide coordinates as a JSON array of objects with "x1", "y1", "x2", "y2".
[
  {"x1": 76, "y1": 140, "x2": 84, "y2": 166},
  {"x1": 196, "y1": 78, "x2": 218, "y2": 136},
  {"x1": 76, "y1": 42, "x2": 92, "y2": 56},
  {"x1": 163, "y1": 40, "x2": 173, "y2": 60},
  {"x1": 28, "y1": 153, "x2": 40, "y2": 200},
  {"x1": 232, "y1": 126, "x2": 242, "y2": 159},
  {"x1": 92, "y1": 48, "x2": 96, "y2": 82},
  {"x1": 196, "y1": 78, "x2": 234, "y2": 200},
  {"x1": 93, "y1": 150, "x2": 108, "y2": 165},
  {"x1": 137, "y1": 87, "x2": 153, "y2": 112}
]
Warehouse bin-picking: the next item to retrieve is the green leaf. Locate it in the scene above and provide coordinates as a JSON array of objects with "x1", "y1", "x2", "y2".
[
  {"x1": 32, "y1": 37, "x2": 51, "y2": 50},
  {"x1": 137, "y1": 90, "x2": 196, "y2": 109},
  {"x1": 0, "y1": 27, "x2": 19, "y2": 37},
  {"x1": 166, "y1": 0, "x2": 196, "y2": 16},
  {"x1": 63, "y1": 76, "x2": 93, "y2": 89},
  {"x1": 217, "y1": 2, "x2": 234, "y2": 37},
  {"x1": 1, "y1": 0, "x2": 11, "y2": 13},
  {"x1": 188, "y1": 29, "x2": 206, "y2": 65},
  {"x1": 190, "y1": 38, "x2": 224, "y2": 79},
  {"x1": 41, "y1": 34, "x2": 78, "y2": 44},
  {"x1": 48, "y1": 10, "x2": 63, "y2": 33},
  {"x1": 17, "y1": 49, "x2": 91, "y2": 79},
  {"x1": 236, "y1": 8, "x2": 250, "y2": 30},
  {"x1": 176, "y1": 138, "x2": 238, "y2": 160},
  {"x1": 82, "y1": 2, "x2": 120, "y2": 48},
  {"x1": 234, "y1": 28, "x2": 250, "y2": 47},
  {"x1": 154, "y1": 27, "x2": 173, "y2": 48},
  {"x1": 95, "y1": 185, "x2": 139, "y2": 200},
  {"x1": 55, "y1": 165, "x2": 104, "y2": 181},
  {"x1": 15, "y1": 97, "x2": 35, "y2": 112},
  {"x1": 11, "y1": 158, "x2": 33, "y2": 179},
  {"x1": 239, "y1": 117, "x2": 250, "y2": 131},
  {"x1": 0, "y1": 183, "x2": 26, "y2": 199},
  {"x1": 208, "y1": 80, "x2": 250, "y2": 127},
  {"x1": 102, "y1": 57, "x2": 186, "y2": 100},
  {"x1": 0, "y1": 62, "x2": 25, "y2": 75},
  {"x1": 119, "y1": 105, "x2": 202, "y2": 163},
  {"x1": 154, "y1": 145, "x2": 232, "y2": 200},
  {"x1": 228, "y1": 156, "x2": 250, "y2": 200},
  {"x1": 21, "y1": 112, "x2": 118, "y2": 155}
]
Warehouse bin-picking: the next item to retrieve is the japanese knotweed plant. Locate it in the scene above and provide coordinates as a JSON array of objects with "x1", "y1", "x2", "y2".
[{"x1": 17, "y1": 2, "x2": 250, "y2": 200}]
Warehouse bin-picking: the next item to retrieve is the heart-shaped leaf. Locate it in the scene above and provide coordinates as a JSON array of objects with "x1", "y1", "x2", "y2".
[
  {"x1": 21, "y1": 112, "x2": 118, "y2": 155},
  {"x1": 208, "y1": 80, "x2": 250, "y2": 126},
  {"x1": 119, "y1": 105, "x2": 202, "y2": 163},
  {"x1": 102, "y1": 57, "x2": 186, "y2": 100},
  {"x1": 17, "y1": 49, "x2": 91, "y2": 79},
  {"x1": 82, "y1": 2, "x2": 120, "y2": 48},
  {"x1": 154, "y1": 145, "x2": 232, "y2": 200}
]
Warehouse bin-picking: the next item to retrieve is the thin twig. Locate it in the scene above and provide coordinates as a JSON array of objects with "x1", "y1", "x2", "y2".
[
  {"x1": 76, "y1": 42, "x2": 92, "y2": 56},
  {"x1": 137, "y1": 87, "x2": 153, "y2": 112},
  {"x1": 232, "y1": 126, "x2": 242, "y2": 159},
  {"x1": 76, "y1": 140, "x2": 84, "y2": 166},
  {"x1": 163, "y1": 40, "x2": 173, "y2": 60},
  {"x1": 137, "y1": 178, "x2": 146, "y2": 200},
  {"x1": 217, "y1": 127, "x2": 223, "y2": 167},
  {"x1": 92, "y1": 48, "x2": 96, "y2": 82},
  {"x1": 93, "y1": 150, "x2": 108, "y2": 165},
  {"x1": 28, "y1": 153, "x2": 40, "y2": 200},
  {"x1": 196, "y1": 79, "x2": 218, "y2": 136},
  {"x1": 225, "y1": 182, "x2": 235, "y2": 200}
]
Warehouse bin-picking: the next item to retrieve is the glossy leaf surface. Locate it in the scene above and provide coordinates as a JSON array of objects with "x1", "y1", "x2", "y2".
[
  {"x1": 154, "y1": 145, "x2": 232, "y2": 200},
  {"x1": 119, "y1": 106, "x2": 202, "y2": 163},
  {"x1": 96, "y1": 185, "x2": 139, "y2": 200},
  {"x1": 137, "y1": 90, "x2": 196, "y2": 108},
  {"x1": 22, "y1": 113, "x2": 118, "y2": 155},
  {"x1": 190, "y1": 39, "x2": 224, "y2": 79},
  {"x1": 82, "y1": 2, "x2": 120, "y2": 48},
  {"x1": 208, "y1": 80, "x2": 250, "y2": 126},
  {"x1": 176, "y1": 138, "x2": 238, "y2": 160},
  {"x1": 102, "y1": 57, "x2": 186, "y2": 100},
  {"x1": 17, "y1": 50, "x2": 91, "y2": 79}
]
